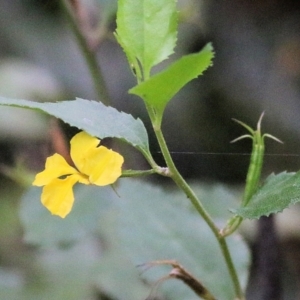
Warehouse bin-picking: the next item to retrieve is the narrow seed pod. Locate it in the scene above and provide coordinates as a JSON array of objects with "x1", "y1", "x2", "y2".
[{"x1": 221, "y1": 113, "x2": 282, "y2": 236}]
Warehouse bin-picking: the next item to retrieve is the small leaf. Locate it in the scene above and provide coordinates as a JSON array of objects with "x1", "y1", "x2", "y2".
[
  {"x1": 115, "y1": 0, "x2": 178, "y2": 77},
  {"x1": 0, "y1": 97, "x2": 149, "y2": 154},
  {"x1": 234, "y1": 171, "x2": 300, "y2": 219},
  {"x1": 130, "y1": 43, "x2": 214, "y2": 119}
]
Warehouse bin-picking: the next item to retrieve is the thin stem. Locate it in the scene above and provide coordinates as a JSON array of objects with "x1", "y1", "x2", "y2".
[
  {"x1": 141, "y1": 260, "x2": 217, "y2": 300},
  {"x1": 219, "y1": 238, "x2": 245, "y2": 300},
  {"x1": 152, "y1": 122, "x2": 244, "y2": 299},
  {"x1": 121, "y1": 169, "x2": 156, "y2": 177},
  {"x1": 60, "y1": 0, "x2": 111, "y2": 104},
  {"x1": 155, "y1": 128, "x2": 219, "y2": 236}
]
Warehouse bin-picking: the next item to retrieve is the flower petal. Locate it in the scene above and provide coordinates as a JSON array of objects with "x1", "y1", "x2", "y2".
[
  {"x1": 85, "y1": 146, "x2": 124, "y2": 186},
  {"x1": 33, "y1": 153, "x2": 78, "y2": 186},
  {"x1": 70, "y1": 131, "x2": 100, "y2": 172},
  {"x1": 41, "y1": 175, "x2": 79, "y2": 218}
]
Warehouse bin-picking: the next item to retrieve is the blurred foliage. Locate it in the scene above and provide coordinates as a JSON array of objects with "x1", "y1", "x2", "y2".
[
  {"x1": 10, "y1": 178, "x2": 248, "y2": 300},
  {"x1": 1, "y1": 0, "x2": 300, "y2": 299}
]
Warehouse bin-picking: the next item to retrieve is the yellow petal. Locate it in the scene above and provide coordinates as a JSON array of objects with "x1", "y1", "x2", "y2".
[
  {"x1": 70, "y1": 131, "x2": 100, "y2": 172},
  {"x1": 69, "y1": 131, "x2": 124, "y2": 185},
  {"x1": 76, "y1": 174, "x2": 90, "y2": 185},
  {"x1": 85, "y1": 146, "x2": 124, "y2": 186},
  {"x1": 41, "y1": 175, "x2": 79, "y2": 218},
  {"x1": 33, "y1": 153, "x2": 78, "y2": 186}
]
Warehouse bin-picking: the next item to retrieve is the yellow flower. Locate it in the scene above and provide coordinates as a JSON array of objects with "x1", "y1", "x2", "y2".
[{"x1": 33, "y1": 131, "x2": 124, "y2": 218}]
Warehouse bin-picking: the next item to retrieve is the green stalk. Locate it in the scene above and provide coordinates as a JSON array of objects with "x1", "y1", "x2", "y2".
[
  {"x1": 60, "y1": 0, "x2": 111, "y2": 104},
  {"x1": 121, "y1": 169, "x2": 156, "y2": 177},
  {"x1": 149, "y1": 111, "x2": 244, "y2": 299}
]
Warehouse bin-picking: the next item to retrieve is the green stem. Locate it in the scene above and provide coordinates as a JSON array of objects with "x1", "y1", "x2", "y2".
[
  {"x1": 219, "y1": 238, "x2": 245, "y2": 300},
  {"x1": 151, "y1": 119, "x2": 244, "y2": 299},
  {"x1": 60, "y1": 0, "x2": 111, "y2": 104},
  {"x1": 154, "y1": 127, "x2": 219, "y2": 236},
  {"x1": 121, "y1": 169, "x2": 156, "y2": 177}
]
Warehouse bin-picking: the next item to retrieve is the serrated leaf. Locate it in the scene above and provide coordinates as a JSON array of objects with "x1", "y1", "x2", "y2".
[
  {"x1": 115, "y1": 0, "x2": 178, "y2": 76},
  {"x1": 117, "y1": 180, "x2": 249, "y2": 300},
  {"x1": 0, "y1": 97, "x2": 149, "y2": 154},
  {"x1": 234, "y1": 171, "x2": 300, "y2": 219},
  {"x1": 130, "y1": 43, "x2": 214, "y2": 119}
]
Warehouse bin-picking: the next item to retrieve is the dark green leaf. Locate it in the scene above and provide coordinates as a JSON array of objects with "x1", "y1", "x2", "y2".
[
  {"x1": 235, "y1": 171, "x2": 300, "y2": 219},
  {"x1": 0, "y1": 97, "x2": 149, "y2": 153}
]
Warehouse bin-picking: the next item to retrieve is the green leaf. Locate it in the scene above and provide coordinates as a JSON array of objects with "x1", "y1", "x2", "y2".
[
  {"x1": 31, "y1": 240, "x2": 103, "y2": 300},
  {"x1": 19, "y1": 178, "x2": 247, "y2": 299},
  {"x1": 95, "y1": 211, "x2": 152, "y2": 300},
  {"x1": 19, "y1": 183, "x2": 150, "y2": 300},
  {"x1": 117, "y1": 180, "x2": 249, "y2": 300},
  {"x1": 115, "y1": 0, "x2": 178, "y2": 77},
  {"x1": 234, "y1": 171, "x2": 300, "y2": 219},
  {"x1": 0, "y1": 97, "x2": 149, "y2": 154},
  {"x1": 130, "y1": 43, "x2": 214, "y2": 120},
  {"x1": 19, "y1": 185, "x2": 117, "y2": 248}
]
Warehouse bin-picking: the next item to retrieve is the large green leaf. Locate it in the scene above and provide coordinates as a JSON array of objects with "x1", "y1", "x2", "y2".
[
  {"x1": 235, "y1": 171, "x2": 300, "y2": 219},
  {"x1": 19, "y1": 184, "x2": 119, "y2": 248},
  {"x1": 130, "y1": 43, "x2": 214, "y2": 120},
  {"x1": 0, "y1": 97, "x2": 149, "y2": 153},
  {"x1": 19, "y1": 177, "x2": 248, "y2": 299},
  {"x1": 115, "y1": 0, "x2": 178, "y2": 76},
  {"x1": 117, "y1": 180, "x2": 249, "y2": 300},
  {"x1": 19, "y1": 182, "x2": 150, "y2": 300},
  {"x1": 94, "y1": 211, "x2": 151, "y2": 300}
]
